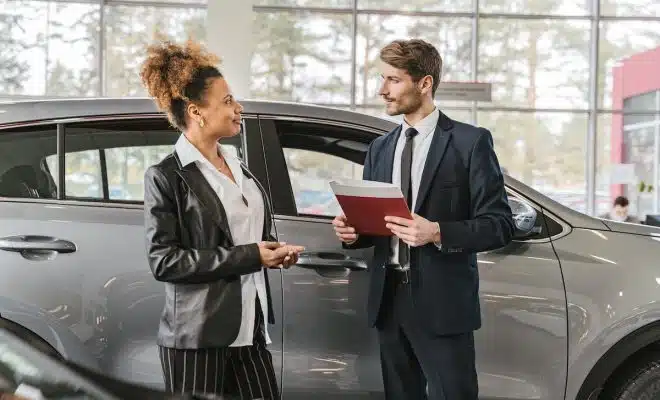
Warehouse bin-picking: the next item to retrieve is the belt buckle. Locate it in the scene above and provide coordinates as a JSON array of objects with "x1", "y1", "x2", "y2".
[
  {"x1": 385, "y1": 263, "x2": 411, "y2": 284},
  {"x1": 393, "y1": 266, "x2": 411, "y2": 284},
  {"x1": 399, "y1": 268, "x2": 410, "y2": 284}
]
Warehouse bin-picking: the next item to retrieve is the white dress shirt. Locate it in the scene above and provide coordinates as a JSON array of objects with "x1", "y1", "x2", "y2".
[
  {"x1": 175, "y1": 134, "x2": 271, "y2": 347},
  {"x1": 390, "y1": 107, "x2": 441, "y2": 263}
]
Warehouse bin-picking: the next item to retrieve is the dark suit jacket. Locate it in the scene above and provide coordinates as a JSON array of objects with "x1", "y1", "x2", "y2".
[
  {"x1": 144, "y1": 152, "x2": 276, "y2": 349},
  {"x1": 347, "y1": 111, "x2": 514, "y2": 335}
]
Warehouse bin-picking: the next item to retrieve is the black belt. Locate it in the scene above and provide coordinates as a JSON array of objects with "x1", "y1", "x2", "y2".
[{"x1": 386, "y1": 265, "x2": 411, "y2": 284}]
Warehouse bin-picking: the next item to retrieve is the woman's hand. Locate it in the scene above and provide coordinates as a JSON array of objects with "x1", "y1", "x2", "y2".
[
  {"x1": 258, "y1": 241, "x2": 305, "y2": 269},
  {"x1": 280, "y1": 243, "x2": 304, "y2": 268}
]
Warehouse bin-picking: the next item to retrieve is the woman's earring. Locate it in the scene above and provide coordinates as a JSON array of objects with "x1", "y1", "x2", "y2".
[{"x1": 199, "y1": 118, "x2": 205, "y2": 128}]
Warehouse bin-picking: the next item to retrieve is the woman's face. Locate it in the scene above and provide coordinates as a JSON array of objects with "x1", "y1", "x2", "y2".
[{"x1": 192, "y1": 77, "x2": 243, "y2": 139}]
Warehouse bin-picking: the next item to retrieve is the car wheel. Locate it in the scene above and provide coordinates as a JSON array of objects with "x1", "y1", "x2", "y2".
[{"x1": 600, "y1": 351, "x2": 660, "y2": 400}]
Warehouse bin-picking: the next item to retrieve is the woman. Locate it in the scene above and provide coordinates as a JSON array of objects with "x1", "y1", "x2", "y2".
[{"x1": 140, "y1": 39, "x2": 303, "y2": 399}]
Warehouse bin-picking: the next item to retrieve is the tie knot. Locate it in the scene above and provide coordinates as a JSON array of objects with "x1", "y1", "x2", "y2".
[{"x1": 405, "y1": 127, "x2": 418, "y2": 139}]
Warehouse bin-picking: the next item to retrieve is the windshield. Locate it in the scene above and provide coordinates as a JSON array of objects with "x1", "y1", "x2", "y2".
[{"x1": 0, "y1": 330, "x2": 112, "y2": 400}]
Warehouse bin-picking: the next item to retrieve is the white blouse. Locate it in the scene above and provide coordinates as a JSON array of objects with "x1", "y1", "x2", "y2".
[{"x1": 175, "y1": 134, "x2": 271, "y2": 347}]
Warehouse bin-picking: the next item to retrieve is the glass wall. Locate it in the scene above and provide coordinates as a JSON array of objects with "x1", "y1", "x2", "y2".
[
  {"x1": 619, "y1": 90, "x2": 660, "y2": 218},
  {"x1": 1, "y1": 0, "x2": 659, "y2": 215},
  {"x1": 0, "y1": 0, "x2": 206, "y2": 98},
  {"x1": 251, "y1": 1, "x2": 659, "y2": 216}
]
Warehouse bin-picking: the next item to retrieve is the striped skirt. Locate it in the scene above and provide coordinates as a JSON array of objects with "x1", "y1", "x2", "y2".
[{"x1": 158, "y1": 304, "x2": 279, "y2": 400}]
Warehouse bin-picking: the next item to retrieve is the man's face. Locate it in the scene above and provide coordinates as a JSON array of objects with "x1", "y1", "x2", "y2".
[
  {"x1": 377, "y1": 61, "x2": 424, "y2": 116},
  {"x1": 613, "y1": 204, "x2": 629, "y2": 220}
]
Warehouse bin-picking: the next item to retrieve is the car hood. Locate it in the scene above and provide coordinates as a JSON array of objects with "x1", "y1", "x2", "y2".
[{"x1": 601, "y1": 219, "x2": 660, "y2": 236}]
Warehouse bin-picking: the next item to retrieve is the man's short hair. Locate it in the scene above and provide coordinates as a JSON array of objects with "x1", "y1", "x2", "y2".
[
  {"x1": 613, "y1": 196, "x2": 629, "y2": 207},
  {"x1": 379, "y1": 39, "x2": 442, "y2": 97}
]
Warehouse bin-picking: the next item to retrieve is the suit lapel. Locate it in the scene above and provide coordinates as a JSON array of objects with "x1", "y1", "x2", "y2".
[
  {"x1": 415, "y1": 112, "x2": 454, "y2": 213},
  {"x1": 382, "y1": 125, "x2": 402, "y2": 183},
  {"x1": 174, "y1": 152, "x2": 233, "y2": 243}
]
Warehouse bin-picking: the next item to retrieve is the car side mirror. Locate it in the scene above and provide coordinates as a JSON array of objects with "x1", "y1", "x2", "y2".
[{"x1": 509, "y1": 197, "x2": 541, "y2": 239}]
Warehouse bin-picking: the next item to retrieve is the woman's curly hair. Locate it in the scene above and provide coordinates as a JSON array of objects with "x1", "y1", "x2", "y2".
[{"x1": 139, "y1": 38, "x2": 222, "y2": 130}]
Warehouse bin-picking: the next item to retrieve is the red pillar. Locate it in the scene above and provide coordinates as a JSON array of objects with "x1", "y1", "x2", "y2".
[{"x1": 610, "y1": 46, "x2": 660, "y2": 201}]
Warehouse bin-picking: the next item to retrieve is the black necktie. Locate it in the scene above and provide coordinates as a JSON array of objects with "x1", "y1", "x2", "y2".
[{"x1": 399, "y1": 127, "x2": 418, "y2": 267}]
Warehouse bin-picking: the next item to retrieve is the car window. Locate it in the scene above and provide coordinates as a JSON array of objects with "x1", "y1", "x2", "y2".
[
  {"x1": 46, "y1": 150, "x2": 104, "y2": 199},
  {"x1": 541, "y1": 210, "x2": 565, "y2": 238},
  {"x1": 104, "y1": 144, "x2": 239, "y2": 201},
  {"x1": 103, "y1": 145, "x2": 175, "y2": 201},
  {"x1": 0, "y1": 125, "x2": 58, "y2": 200},
  {"x1": 262, "y1": 119, "x2": 375, "y2": 218},
  {"x1": 283, "y1": 148, "x2": 363, "y2": 217},
  {"x1": 57, "y1": 118, "x2": 243, "y2": 203},
  {"x1": 259, "y1": 117, "x2": 570, "y2": 234}
]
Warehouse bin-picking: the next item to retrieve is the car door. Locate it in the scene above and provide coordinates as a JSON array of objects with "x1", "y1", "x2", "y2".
[
  {"x1": 475, "y1": 190, "x2": 568, "y2": 400},
  {"x1": 0, "y1": 115, "x2": 285, "y2": 391},
  {"x1": 256, "y1": 114, "x2": 568, "y2": 399},
  {"x1": 258, "y1": 116, "x2": 382, "y2": 399}
]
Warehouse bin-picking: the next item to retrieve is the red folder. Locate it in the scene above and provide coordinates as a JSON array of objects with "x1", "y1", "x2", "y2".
[{"x1": 330, "y1": 179, "x2": 412, "y2": 236}]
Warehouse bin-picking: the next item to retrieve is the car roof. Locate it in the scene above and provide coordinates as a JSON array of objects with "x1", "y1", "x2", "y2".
[{"x1": 0, "y1": 97, "x2": 397, "y2": 132}]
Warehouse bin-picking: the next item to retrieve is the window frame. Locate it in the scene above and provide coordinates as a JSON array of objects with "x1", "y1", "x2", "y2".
[
  {"x1": 259, "y1": 115, "x2": 570, "y2": 240},
  {"x1": 258, "y1": 115, "x2": 381, "y2": 219},
  {"x1": 0, "y1": 114, "x2": 257, "y2": 207}
]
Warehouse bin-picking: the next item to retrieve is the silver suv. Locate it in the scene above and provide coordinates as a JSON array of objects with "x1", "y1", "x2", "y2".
[{"x1": 1, "y1": 98, "x2": 659, "y2": 400}]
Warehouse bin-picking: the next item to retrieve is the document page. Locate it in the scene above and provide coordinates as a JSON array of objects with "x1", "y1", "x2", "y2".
[{"x1": 329, "y1": 178, "x2": 412, "y2": 236}]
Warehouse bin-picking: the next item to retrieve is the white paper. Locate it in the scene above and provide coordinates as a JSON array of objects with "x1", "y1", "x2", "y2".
[{"x1": 329, "y1": 178, "x2": 404, "y2": 199}]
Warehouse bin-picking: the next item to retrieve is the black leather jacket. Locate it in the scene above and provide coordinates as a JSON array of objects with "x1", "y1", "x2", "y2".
[{"x1": 144, "y1": 152, "x2": 275, "y2": 349}]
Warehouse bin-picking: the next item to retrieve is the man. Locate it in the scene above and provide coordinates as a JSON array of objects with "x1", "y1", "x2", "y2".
[
  {"x1": 332, "y1": 39, "x2": 514, "y2": 399},
  {"x1": 599, "y1": 195, "x2": 640, "y2": 223}
]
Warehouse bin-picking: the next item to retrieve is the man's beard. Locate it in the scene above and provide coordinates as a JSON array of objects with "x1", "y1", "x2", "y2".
[{"x1": 384, "y1": 90, "x2": 424, "y2": 116}]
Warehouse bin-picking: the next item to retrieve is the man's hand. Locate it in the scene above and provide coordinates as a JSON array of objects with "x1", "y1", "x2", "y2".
[
  {"x1": 384, "y1": 213, "x2": 441, "y2": 247},
  {"x1": 332, "y1": 214, "x2": 358, "y2": 243}
]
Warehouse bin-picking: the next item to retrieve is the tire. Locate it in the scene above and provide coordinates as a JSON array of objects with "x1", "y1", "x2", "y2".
[{"x1": 600, "y1": 351, "x2": 660, "y2": 400}]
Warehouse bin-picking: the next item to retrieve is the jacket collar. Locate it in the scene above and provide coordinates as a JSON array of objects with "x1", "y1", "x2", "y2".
[
  {"x1": 172, "y1": 138, "x2": 275, "y2": 242},
  {"x1": 401, "y1": 106, "x2": 440, "y2": 141},
  {"x1": 173, "y1": 151, "x2": 233, "y2": 242},
  {"x1": 174, "y1": 134, "x2": 202, "y2": 168},
  {"x1": 382, "y1": 109, "x2": 455, "y2": 212},
  {"x1": 174, "y1": 134, "x2": 244, "y2": 188}
]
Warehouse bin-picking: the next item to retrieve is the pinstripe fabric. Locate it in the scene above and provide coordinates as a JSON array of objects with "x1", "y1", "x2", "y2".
[{"x1": 159, "y1": 302, "x2": 279, "y2": 399}]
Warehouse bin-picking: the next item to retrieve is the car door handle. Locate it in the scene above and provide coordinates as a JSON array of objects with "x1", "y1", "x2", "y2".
[
  {"x1": 0, "y1": 235, "x2": 77, "y2": 254},
  {"x1": 296, "y1": 252, "x2": 367, "y2": 271}
]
